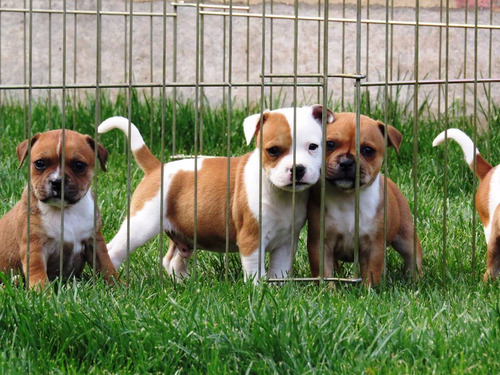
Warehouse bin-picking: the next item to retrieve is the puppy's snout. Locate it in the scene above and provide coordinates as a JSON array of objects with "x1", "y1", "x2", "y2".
[
  {"x1": 291, "y1": 164, "x2": 306, "y2": 181},
  {"x1": 339, "y1": 157, "x2": 355, "y2": 171},
  {"x1": 50, "y1": 178, "x2": 62, "y2": 191}
]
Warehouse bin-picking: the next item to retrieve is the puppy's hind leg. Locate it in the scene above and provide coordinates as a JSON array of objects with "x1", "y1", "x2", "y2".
[
  {"x1": 484, "y1": 205, "x2": 500, "y2": 282},
  {"x1": 162, "y1": 240, "x2": 190, "y2": 279},
  {"x1": 107, "y1": 210, "x2": 163, "y2": 270},
  {"x1": 391, "y1": 231, "x2": 423, "y2": 277}
]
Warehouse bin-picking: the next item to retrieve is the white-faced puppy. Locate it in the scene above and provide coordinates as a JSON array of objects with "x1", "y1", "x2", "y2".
[
  {"x1": 98, "y1": 106, "x2": 331, "y2": 282},
  {"x1": 307, "y1": 113, "x2": 423, "y2": 285},
  {"x1": 0, "y1": 130, "x2": 118, "y2": 289},
  {"x1": 433, "y1": 129, "x2": 500, "y2": 281}
]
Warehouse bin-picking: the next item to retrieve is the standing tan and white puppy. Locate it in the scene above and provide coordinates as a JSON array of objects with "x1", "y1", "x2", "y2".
[
  {"x1": 0, "y1": 129, "x2": 118, "y2": 289},
  {"x1": 433, "y1": 129, "x2": 500, "y2": 281},
  {"x1": 307, "y1": 113, "x2": 423, "y2": 285},
  {"x1": 98, "y1": 106, "x2": 332, "y2": 282}
]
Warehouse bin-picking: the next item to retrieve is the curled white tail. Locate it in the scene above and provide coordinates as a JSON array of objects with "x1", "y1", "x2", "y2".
[
  {"x1": 98, "y1": 116, "x2": 161, "y2": 174},
  {"x1": 98, "y1": 116, "x2": 145, "y2": 152},
  {"x1": 432, "y1": 128, "x2": 492, "y2": 180},
  {"x1": 432, "y1": 128, "x2": 478, "y2": 166}
]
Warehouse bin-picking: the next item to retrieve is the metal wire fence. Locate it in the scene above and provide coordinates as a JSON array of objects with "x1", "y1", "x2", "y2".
[{"x1": 0, "y1": 0, "x2": 498, "y2": 288}]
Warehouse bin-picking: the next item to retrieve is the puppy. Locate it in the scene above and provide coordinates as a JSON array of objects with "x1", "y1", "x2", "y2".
[
  {"x1": 0, "y1": 129, "x2": 118, "y2": 289},
  {"x1": 433, "y1": 129, "x2": 500, "y2": 281},
  {"x1": 98, "y1": 106, "x2": 332, "y2": 282},
  {"x1": 307, "y1": 113, "x2": 423, "y2": 285}
]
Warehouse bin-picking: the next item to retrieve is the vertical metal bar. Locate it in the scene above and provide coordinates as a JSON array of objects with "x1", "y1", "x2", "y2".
[
  {"x1": 159, "y1": 0, "x2": 167, "y2": 283},
  {"x1": 222, "y1": 0, "x2": 227, "y2": 107},
  {"x1": 172, "y1": 3, "x2": 177, "y2": 156},
  {"x1": 471, "y1": 0, "x2": 479, "y2": 280},
  {"x1": 48, "y1": 0, "x2": 52, "y2": 129},
  {"x1": 412, "y1": 0, "x2": 420, "y2": 285},
  {"x1": 245, "y1": 0, "x2": 250, "y2": 111},
  {"x1": 486, "y1": 0, "x2": 492, "y2": 162},
  {"x1": 382, "y1": 0, "x2": 390, "y2": 284},
  {"x1": 73, "y1": 0, "x2": 78, "y2": 129},
  {"x1": 365, "y1": 0, "x2": 370, "y2": 114},
  {"x1": 94, "y1": 0, "x2": 102, "y2": 286},
  {"x1": 59, "y1": 0, "x2": 68, "y2": 282},
  {"x1": 199, "y1": 6, "x2": 204, "y2": 154},
  {"x1": 193, "y1": 0, "x2": 201, "y2": 280},
  {"x1": 126, "y1": 0, "x2": 134, "y2": 286},
  {"x1": 26, "y1": 0, "x2": 33, "y2": 290},
  {"x1": 318, "y1": 0, "x2": 329, "y2": 283},
  {"x1": 24, "y1": 0, "x2": 27, "y2": 140},
  {"x1": 462, "y1": 1, "x2": 468, "y2": 127},
  {"x1": 269, "y1": 0, "x2": 273, "y2": 108},
  {"x1": 442, "y1": 0, "x2": 450, "y2": 288},
  {"x1": 354, "y1": 0, "x2": 362, "y2": 280},
  {"x1": 316, "y1": 0, "x2": 321, "y2": 102},
  {"x1": 0, "y1": 0, "x2": 2, "y2": 157},
  {"x1": 149, "y1": 0, "x2": 154, "y2": 147},
  {"x1": 225, "y1": 0, "x2": 233, "y2": 280},
  {"x1": 341, "y1": 0, "x2": 346, "y2": 110},
  {"x1": 439, "y1": 0, "x2": 448, "y2": 291},
  {"x1": 289, "y1": 0, "x2": 299, "y2": 279},
  {"x1": 258, "y1": 0, "x2": 266, "y2": 280}
]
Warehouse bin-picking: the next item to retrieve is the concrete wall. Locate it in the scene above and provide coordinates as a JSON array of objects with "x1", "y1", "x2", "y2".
[{"x1": 0, "y1": 0, "x2": 498, "y2": 119}]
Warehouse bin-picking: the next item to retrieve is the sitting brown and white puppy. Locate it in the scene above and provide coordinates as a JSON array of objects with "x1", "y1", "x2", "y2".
[
  {"x1": 307, "y1": 113, "x2": 423, "y2": 285},
  {"x1": 0, "y1": 129, "x2": 118, "y2": 289},
  {"x1": 433, "y1": 129, "x2": 500, "y2": 281}
]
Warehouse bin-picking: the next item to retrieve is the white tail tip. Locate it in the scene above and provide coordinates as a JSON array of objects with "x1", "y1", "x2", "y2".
[
  {"x1": 432, "y1": 128, "x2": 478, "y2": 166},
  {"x1": 98, "y1": 116, "x2": 145, "y2": 151}
]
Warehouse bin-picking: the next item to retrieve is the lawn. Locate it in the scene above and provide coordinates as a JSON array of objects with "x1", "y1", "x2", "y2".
[{"x1": 0, "y1": 91, "x2": 499, "y2": 374}]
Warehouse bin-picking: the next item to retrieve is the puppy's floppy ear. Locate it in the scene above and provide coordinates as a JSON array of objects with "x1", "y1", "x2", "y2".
[
  {"x1": 377, "y1": 121, "x2": 403, "y2": 154},
  {"x1": 311, "y1": 104, "x2": 335, "y2": 125},
  {"x1": 243, "y1": 111, "x2": 270, "y2": 146},
  {"x1": 16, "y1": 133, "x2": 41, "y2": 168},
  {"x1": 86, "y1": 136, "x2": 109, "y2": 172}
]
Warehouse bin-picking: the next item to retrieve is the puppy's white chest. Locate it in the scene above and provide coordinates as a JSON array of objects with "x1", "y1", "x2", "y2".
[
  {"x1": 325, "y1": 175, "x2": 381, "y2": 250},
  {"x1": 39, "y1": 191, "x2": 95, "y2": 255}
]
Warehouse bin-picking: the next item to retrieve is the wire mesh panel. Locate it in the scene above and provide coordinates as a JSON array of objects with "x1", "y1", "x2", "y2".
[{"x1": 0, "y1": 0, "x2": 498, "y2": 288}]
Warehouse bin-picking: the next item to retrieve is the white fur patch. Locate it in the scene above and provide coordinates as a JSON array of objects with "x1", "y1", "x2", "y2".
[
  {"x1": 432, "y1": 128, "x2": 479, "y2": 167},
  {"x1": 107, "y1": 158, "x2": 205, "y2": 269},
  {"x1": 38, "y1": 190, "x2": 95, "y2": 256},
  {"x1": 324, "y1": 174, "x2": 381, "y2": 253},
  {"x1": 266, "y1": 107, "x2": 323, "y2": 190},
  {"x1": 98, "y1": 116, "x2": 145, "y2": 152}
]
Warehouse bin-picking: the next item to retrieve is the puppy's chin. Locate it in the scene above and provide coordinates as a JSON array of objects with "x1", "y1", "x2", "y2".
[
  {"x1": 281, "y1": 182, "x2": 312, "y2": 192},
  {"x1": 329, "y1": 178, "x2": 356, "y2": 190},
  {"x1": 41, "y1": 197, "x2": 70, "y2": 208}
]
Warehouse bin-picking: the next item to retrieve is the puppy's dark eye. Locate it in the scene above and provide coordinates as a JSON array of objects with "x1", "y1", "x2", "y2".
[
  {"x1": 266, "y1": 146, "x2": 280, "y2": 157},
  {"x1": 34, "y1": 160, "x2": 46, "y2": 171},
  {"x1": 308, "y1": 144, "x2": 319, "y2": 151},
  {"x1": 361, "y1": 146, "x2": 376, "y2": 157},
  {"x1": 72, "y1": 161, "x2": 87, "y2": 172},
  {"x1": 326, "y1": 141, "x2": 336, "y2": 151}
]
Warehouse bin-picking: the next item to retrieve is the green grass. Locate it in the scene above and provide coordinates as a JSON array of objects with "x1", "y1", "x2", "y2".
[{"x1": 0, "y1": 91, "x2": 500, "y2": 374}]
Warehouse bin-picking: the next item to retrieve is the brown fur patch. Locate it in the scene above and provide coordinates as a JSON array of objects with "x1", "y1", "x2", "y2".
[
  {"x1": 255, "y1": 112, "x2": 292, "y2": 171},
  {"x1": 165, "y1": 157, "x2": 241, "y2": 251}
]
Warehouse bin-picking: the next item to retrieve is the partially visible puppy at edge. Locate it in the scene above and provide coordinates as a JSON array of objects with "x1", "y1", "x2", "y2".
[
  {"x1": 433, "y1": 129, "x2": 500, "y2": 281},
  {"x1": 307, "y1": 113, "x2": 423, "y2": 285},
  {"x1": 98, "y1": 105, "x2": 332, "y2": 283},
  {"x1": 0, "y1": 129, "x2": 118, "y2": 290}
]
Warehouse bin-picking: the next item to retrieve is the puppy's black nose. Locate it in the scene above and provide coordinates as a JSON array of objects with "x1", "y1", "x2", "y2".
[
  {"x1": 50, "y1": 178, "x2": 62, "y2": 192},
  {"x1": 293, "y1": 164, "x2": 306, "y2": 181},
  {"x1": 339, "y1": 158, "x2": 355, "y2": 171}
]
